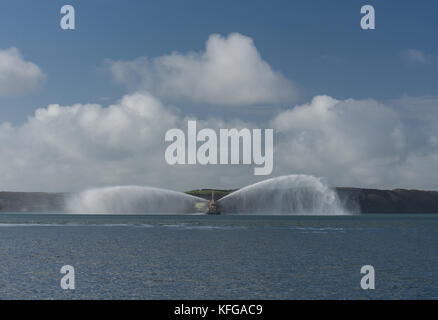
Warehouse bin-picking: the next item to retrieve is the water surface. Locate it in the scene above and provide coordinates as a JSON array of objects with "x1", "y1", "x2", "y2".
[{"x1": 0, "y1": 213, "x2": 437, "y2": 299}]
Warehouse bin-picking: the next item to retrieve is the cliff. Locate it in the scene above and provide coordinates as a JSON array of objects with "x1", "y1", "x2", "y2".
[
  {"x1": 336, "y1": 187, "x2": 438, "y2": 214},
  {"x1": 0, "y1": 192, "x2": 66, "y2": 212}
]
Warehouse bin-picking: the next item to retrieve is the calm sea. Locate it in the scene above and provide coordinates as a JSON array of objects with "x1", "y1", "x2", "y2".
[{"x1": 0, "y1": 213, "x2": 437, "y2": 299}]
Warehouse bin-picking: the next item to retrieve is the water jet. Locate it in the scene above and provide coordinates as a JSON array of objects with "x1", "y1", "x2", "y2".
[
  {"x1": 66, "y1": 186, "x2": 207, "y2": 214},
  {"x1": 218, "y1": 175, "x2": 349, "y2": 215}
]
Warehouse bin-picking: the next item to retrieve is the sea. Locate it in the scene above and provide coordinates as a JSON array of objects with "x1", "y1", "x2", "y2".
[{"x1": 0, "y1": 213, "x2": 437, "y2": 299}]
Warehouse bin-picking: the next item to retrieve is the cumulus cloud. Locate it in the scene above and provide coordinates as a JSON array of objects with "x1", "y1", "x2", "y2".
[
  {"x1": 107, "y1": 33, "x2": 297, "y2": 106},
  {"x1": 0, "y1": 93, "x2": 175, "y2": 191},
  {"x1": 1, "y1": 42, "x2": 438, "y2": 192},
  {"x1": 272, "y1": 95, "x2": 438, "y2": 190},
  {"x1": 1, "y1": 91, "x2": 438, "y2": 192},
  {"x1": 0, "y1": 91, "x2": 259, "y2": 192},
  {"x1": 0, "y1": 47, "x2": 46, "y2": 96}
]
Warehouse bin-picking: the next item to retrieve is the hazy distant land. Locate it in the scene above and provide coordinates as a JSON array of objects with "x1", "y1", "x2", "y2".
[{"x1": 1, "y1": 187, "x2": 438, "y2": 214}]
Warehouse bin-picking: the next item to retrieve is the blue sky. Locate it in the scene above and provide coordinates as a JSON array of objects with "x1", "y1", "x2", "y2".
[
  {"x1": 1, "y1": 0, "x2": 438, "y2": 192},
  {"x1": 1, "y1": 0, "x2": 437, "y2": 123}
]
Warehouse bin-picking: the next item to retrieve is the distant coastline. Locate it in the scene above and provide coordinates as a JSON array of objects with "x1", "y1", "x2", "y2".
[{"x1": 1, "y1": 187, "x2": 438, "y2": 214}]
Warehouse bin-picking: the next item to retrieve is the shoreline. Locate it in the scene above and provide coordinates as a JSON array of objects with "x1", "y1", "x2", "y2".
[{"x1": 1, "y1": 187, "x2": 438, "y2": 214}]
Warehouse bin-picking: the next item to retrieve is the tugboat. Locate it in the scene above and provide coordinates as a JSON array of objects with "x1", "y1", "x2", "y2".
[{"x1": 206, "y1": 191, "x2": 221, "y2": 215}]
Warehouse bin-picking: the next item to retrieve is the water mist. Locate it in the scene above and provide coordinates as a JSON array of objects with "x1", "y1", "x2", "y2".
[
  {"x1": 66, "y1": 186, "x2": 207, "y2": 214},
  {"x1": 219, "y1": 175, "x2": 350, "y2": 215}
]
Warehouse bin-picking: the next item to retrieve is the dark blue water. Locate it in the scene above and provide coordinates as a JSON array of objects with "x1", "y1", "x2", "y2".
[{"x1": 0, "y1": 213, "x2": 437, "y2": 299}]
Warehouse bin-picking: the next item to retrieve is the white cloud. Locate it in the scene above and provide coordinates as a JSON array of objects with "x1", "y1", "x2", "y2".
[
  {"x1": 0, "y1": 92, "x2": 177, "y2": 191},
  {"x1": 0, "y1": 47, "x2": 46, "y2": 96},
  {"x1": 1, "y1": 92, "x2": 438, "y2": 192},
  {"x1": 0, "y1": 91, "x2": 259, "y2": 192},
  {"x1": 1, "y1": 42, "x2": 438, "y2": 192},
  {"x1": 107, "y1": 33, "x2": 297, "y2": 106},
  {"x1": 400, "y1": 49, "x2": 432, "y2": 64},
  {"x1": 272, "y1": 95, "x2": 438, "y2": 189}
]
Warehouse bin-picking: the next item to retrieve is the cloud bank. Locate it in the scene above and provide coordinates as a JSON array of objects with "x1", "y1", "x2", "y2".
[
  {"x1": 1, "y1": 92, "x2": 438, "y2": 192},
  {"x1": 107, "y1": 33, "x2": 297, "y2": 106},
  {"x1": 0, "y1": 47, "x2": 46, "y2": 96},
  {"x1": 1, "y1": 35, "x2": 438, "y2": 192},
  {"x1": 273, "y1": 95, "x2": 438, "y2": 190}
]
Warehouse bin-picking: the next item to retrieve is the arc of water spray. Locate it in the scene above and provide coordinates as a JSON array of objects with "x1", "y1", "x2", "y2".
[
  {"x1": 218, "y1": 175, "x2": 350, "y2": 215},
  {"x1": 66, "y1": 186, "x2": 207, "y2": 214},
  {"x1": 66, "y1": 175, "x2": 351, "y2": 215}
]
